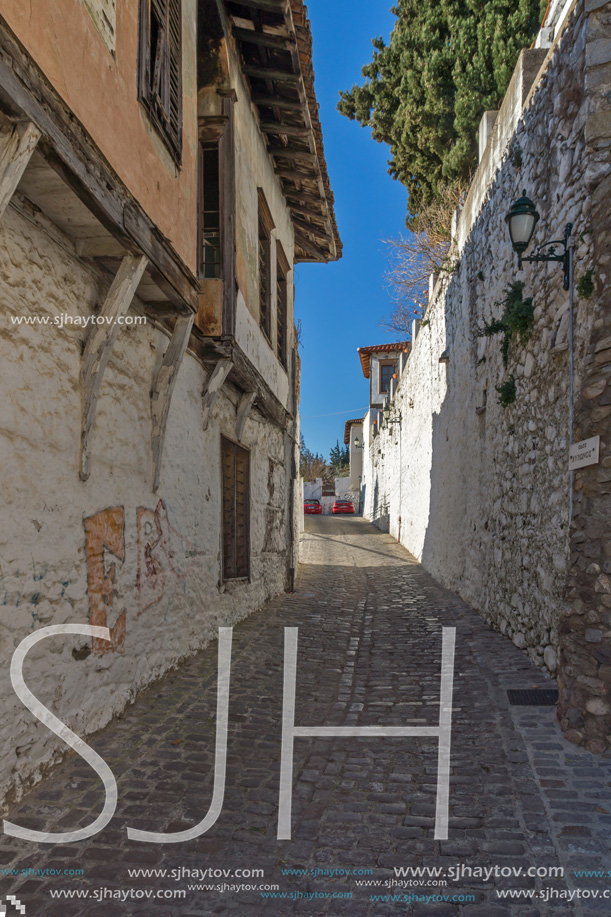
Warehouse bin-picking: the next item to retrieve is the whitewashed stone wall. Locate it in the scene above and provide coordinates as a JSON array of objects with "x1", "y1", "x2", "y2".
[
  {"x1": 362, "y1": 0, "x2": 611, "y2": 752},
  {"x1": 0, "y1": 203, "x2": 294, "y2": 809}
]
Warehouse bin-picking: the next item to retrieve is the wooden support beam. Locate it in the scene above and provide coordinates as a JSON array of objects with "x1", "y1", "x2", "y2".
[
  {"x1": 202, "y1": 360, "x2": 232, "y2": 431},
  {"x1": 232, "y1": 26, "x2": 295, "y2": 50},
  {"x1": 151, "y1": 313, "x2": 194, "y2": 492},
  {"x1": 236, "y1": 391, "x2": 257, "y2": 442},
  {"x1": 80, "y1": 253, "x2": 148, "y2": 480},
  {"x1": 260, "y1": 121, "x2": 309, "y2": 137},
  {"x1": 251, "y1": 94, "x2": 302, "y2": 112},
  {"x1": 243, "y1": 66, "x2": 300, "y2": 83},
  {"x1": 0, "y1": 121, "x2": 40, "y2": 219}
]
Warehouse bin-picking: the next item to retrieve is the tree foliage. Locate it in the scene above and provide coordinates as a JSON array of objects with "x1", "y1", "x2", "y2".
[
  {"x1": 338, "y1": 0, "x2": 545, "y2": 225},
  {"x1": 299, "y1": 436, "x2": 350, "y2": 482},
  {"x1": 329, "y1": 440, "x2": 350, "y2": 477},
  {"x1": 299, "y1": 434, "x2": 333, "y2": 484}
]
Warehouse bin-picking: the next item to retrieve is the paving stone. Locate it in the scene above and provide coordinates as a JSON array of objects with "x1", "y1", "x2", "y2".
[{"x1": 0, "y1": 517, "x2": 610, "y2": 915}]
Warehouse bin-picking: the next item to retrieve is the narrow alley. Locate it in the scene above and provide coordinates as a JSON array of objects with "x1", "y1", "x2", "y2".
[{"x1": 1, "y1": 518, "x2": 610, "y2": 916}]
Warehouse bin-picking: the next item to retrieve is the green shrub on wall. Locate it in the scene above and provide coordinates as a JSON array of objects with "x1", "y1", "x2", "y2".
[{"x1": 482, "y1": 281, "x2": 535, "y2": 367}]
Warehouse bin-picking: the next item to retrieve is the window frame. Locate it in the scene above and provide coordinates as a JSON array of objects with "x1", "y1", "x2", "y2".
[
  {"x1": 198, "y1": 139, "x2": 222, "y2": 279},
  {"x1": 137, "y1": 0, "x2": 183, "y2": 165},
  {"x1": 276, "y1": 241, "x2": 289, "y2": 370},
  {"x1": 257, "y1": 189, "x2": 274, "y2": 343},
  {"x1": 379, "y1": 360, "x2": 396, "y2": 395}
]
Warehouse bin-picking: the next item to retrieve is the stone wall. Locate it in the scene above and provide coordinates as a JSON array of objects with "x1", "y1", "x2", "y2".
[
  {"x1": 0, "y1": 202, "x2": 294, "y2": 810},
  {"x1": 361, "y1": 0, "x2": 611, "y2": 752}
]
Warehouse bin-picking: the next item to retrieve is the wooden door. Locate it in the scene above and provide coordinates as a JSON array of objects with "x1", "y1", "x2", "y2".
[{"x1": 221, "y1": 436, "x2": 250, "y2": 579}]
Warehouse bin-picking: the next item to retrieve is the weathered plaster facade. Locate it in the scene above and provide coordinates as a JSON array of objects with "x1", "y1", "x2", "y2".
[
  {"x1": 0, "y1": 0, "x2": 339, "y2": 810},
  {"x1": 361, "y1": 0, "x2": 611, "y2": 753}
]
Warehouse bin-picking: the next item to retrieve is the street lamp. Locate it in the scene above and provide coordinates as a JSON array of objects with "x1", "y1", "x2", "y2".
[
  {"x1": 505, "y1": 190, "x2": 572, "y2": 291},
  {"x1": 352, "y1": 437, "x2": 364, "y2": 450},
  {"x1": 383, "y1": 403, "x2": 401, "y2": 425},
  {"x1": 505, "y1": 189, "x2": 575, "y2": 521}
]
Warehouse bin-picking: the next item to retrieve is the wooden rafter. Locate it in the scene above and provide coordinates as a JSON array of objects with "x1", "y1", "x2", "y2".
[
  {"x1": 260, "y1": 121, "x2": 309, "y2": 137},
  {"x1": 231, "y1": 26, "x2": 295, "y2": 50},
  {"x1": 251, "y1": 95, "x2": 302, "y2": 111},
  {"x1": 228, "y1": 0, "x2": 286, "y2": 12},
  {"x1": 243, "y1": 66, "x2": 300, "y2": 83},
  {"x1": 267, "y1": 145, "x2": 317, "y2": 163}
]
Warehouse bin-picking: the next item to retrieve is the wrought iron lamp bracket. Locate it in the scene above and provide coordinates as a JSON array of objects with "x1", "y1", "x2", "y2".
[{"x1": 517, "y1": 222, "x2": 573, "y2": 291}]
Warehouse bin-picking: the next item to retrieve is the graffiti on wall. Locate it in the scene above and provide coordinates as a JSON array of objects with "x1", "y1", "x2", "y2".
[
  {"x1": 83, "y1": 507, "x2": 126, "y2": 654},
  {"x1": 136, "y1": 499, "x2": 189, "y2": 616},
  {"x1": 84, "y1": 500, "x2": 194, "y2": 654}
]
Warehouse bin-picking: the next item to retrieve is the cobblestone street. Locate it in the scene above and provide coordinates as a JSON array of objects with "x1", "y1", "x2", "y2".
[{"x1": 1, "y1": 517, "x2": 610, "y2": 916}]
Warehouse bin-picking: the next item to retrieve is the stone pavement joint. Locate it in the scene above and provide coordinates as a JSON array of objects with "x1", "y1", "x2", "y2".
[{"x1": 0, "y1": 517, "x2": 610, "y2": 915}]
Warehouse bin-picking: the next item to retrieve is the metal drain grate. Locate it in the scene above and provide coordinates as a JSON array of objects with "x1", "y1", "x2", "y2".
[{"x1": 507, "y1": 689, "x2": 559, "y2": 706}]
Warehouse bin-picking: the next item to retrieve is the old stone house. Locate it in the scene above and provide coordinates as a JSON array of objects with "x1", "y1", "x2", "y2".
[
  {"x1": 0, "y1": 0, "x2": 340, "y2": 811},
  {"x1": 358, "y1": 0, "x2": 611, "y2": 754},
  {"x1": 344, "y1": 418, "x2": 364, "y2": 492}
]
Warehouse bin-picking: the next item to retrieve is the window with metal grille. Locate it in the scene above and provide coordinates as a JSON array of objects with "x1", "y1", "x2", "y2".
[
  {"x1": 258, "y1": 189, "x2": 274, "y2": 342},
  {"x1": 276, "y1": 242, "x2": 289, "y2": 368},
  {"x1": 138, "y1": 0, "x2": 183, "y2": 164},
  {"x1": 379, "y1": 361, "x2": 396, "y2": 394},
  {"x1": 221, "y1": 437, "x2": 250, "y2": 580},
  {"x1": 199, "y1": 141, "x2": 221, "y2": 278}
]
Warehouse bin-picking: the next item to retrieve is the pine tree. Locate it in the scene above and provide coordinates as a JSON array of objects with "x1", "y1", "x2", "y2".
[{"x1": 338, "y1": 0, "x2": 545, "y2": 226}]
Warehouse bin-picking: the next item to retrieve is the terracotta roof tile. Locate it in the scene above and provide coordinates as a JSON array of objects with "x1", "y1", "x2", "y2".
[
  {"x1": 357, "y1": 341, "x2": 410, "y2": 379},
  {"x1": 344, "y1": 417, "x2": 364, "y2": 444}
]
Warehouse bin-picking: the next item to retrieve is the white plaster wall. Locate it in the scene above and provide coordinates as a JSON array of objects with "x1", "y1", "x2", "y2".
[
  {"x1": 231, "y1": 48, "x2": 295, "y2": 410},
  {"x1": 362, "y1": 3, "x2": 596, "y2": 675},
  {"x1": 349, "y1": 423, "x2": 363, "y2": 489},
  {"x1": 235, "y1": 290, "x2": 290, "y2": 407},
  {"x1": 0, "y1": 204, "x2": 291, "y2": 810}
]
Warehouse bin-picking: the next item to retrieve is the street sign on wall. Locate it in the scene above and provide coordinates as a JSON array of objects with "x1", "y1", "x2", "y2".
[{"x1": 569, "y1": 436, "x2": 600, "y2": 471}]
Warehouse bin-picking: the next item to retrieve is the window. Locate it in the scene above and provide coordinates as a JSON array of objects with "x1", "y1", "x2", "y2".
[
  {"x1": 379, "y1": 361, "x2": 396, "y2": 394},
  {"x1": 221, "y1": 437, "x2": 250, "y2": 580},
  {"x1": 258, "y1": 190, "x2": 274, "y2": 341},
  {"x1": 199, "y1": 141, "x2": 221, "y2": 278},
  {"x1": 138, "y1": 0, "x2": 183, "y2": 163},
  {"x1": 276, "y1": 242, "x2": 289, "y2": 368}
]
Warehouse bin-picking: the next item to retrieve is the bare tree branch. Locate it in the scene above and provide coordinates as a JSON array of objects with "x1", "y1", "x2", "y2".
[{"x1": 382, "y1": 179, "x2": 469, "y2": 336}]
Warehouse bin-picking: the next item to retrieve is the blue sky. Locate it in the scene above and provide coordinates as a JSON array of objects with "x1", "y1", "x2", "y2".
[{"x1": 294, "y1": 0, "x2": 409, "y2": 458}]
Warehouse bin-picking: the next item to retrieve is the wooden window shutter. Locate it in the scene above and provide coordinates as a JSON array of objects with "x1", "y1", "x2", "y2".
[
  {"x1": 138, "y1": 0, "x2": 183, "y2": 164},
  {"x1": 221, "y1": 437, "x2": 250, "y2": 580}
]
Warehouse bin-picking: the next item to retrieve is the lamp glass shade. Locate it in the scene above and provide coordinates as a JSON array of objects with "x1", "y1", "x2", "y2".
[
  {"x1": 505, "y1": 190, "x2": 539, "y2": 255},
  {"x1": 354, "y1": 437, "x2": 359, "y2": 447}
]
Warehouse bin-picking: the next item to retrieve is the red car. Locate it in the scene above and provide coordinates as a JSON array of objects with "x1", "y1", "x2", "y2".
[
  {"x1": 332, "y1": 500, "x2": 355, "y2": 514},
  {"x1": 304, "y1": 499, "x2": 322, "y2": 514}
]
